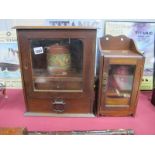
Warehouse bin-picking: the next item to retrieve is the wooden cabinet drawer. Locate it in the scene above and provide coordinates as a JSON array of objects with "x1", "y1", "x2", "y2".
[
  {"x1": 27, "y1": 97, "x2": 93, "y2": 115},
  {"x1": 105, "y1": 97, "x2": 129, "y2": 105}
]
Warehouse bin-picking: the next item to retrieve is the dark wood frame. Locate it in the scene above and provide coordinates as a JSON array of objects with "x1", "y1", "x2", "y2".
[
  {"x1": 16, "y1": 26, "x2": 97, "y2": 116},
  {"x1": 97, "y1": 35, "x2": 145, "y2": 116}
]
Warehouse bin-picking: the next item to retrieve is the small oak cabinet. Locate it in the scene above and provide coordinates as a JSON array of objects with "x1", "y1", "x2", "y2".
[
  {"x1": 97, "y1": 35, "x2": 145, "y2": 116},
  {"x1": 15, "y1": 26, "x2": 97, "y2": 117}
]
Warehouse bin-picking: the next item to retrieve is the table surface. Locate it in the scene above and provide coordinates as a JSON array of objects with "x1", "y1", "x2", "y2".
[{"x1": 0, "y1": 90, "x2": 154, "y2": 135}]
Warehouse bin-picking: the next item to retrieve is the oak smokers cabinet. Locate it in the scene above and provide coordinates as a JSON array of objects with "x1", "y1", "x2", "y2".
[
  {"x1": 97, "y1": 35, "x2": 145, "y2": 116},
  {"x1": 15, "y1": 26, "x2": 96, "y2": 117}
]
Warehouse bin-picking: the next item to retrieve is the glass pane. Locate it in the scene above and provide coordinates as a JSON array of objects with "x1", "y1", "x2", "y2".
[
  {"x1": 30, "y1": 39, "x2": 83, "y2": 92},
  {"x1": 106, "y1": 65, "x2": 135, "y2": 106}
]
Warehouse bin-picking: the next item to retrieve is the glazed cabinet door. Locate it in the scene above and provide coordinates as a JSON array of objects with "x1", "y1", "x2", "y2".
[
  {"x1": 17, "y1": 29, "x2": 96, "y2": 114},
  {"x1": 98, "y1": 58, "x2": 143, "y2": 116}
]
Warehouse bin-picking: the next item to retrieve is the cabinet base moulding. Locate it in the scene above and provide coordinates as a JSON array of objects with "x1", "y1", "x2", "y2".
[{"x1": 24, "y1": 112, "x2": 95, "y2": 117}]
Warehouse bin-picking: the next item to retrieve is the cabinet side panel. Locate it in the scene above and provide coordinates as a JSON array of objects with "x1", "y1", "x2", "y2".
[
  {"x1": 16, "y1": 30, "x2": 29, "y2": 111},
  {"x1": 130, "y1": 58, "x2": 145, "y2": 115}
]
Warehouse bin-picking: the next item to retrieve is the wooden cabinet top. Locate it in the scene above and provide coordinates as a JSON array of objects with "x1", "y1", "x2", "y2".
[
  {"x1": 14, "y1": 26, "x2": 97, "y2": 30},
  {"x1": 99, "y1": 35, "x2": 144, "y2": 58}
]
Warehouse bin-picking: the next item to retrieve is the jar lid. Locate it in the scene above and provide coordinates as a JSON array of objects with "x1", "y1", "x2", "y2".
[{"x1": 47, "y1": 44, "x2": 69, "y2": 54}]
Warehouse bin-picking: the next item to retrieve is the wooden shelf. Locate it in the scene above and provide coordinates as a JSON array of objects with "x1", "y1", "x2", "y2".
[
  {"x1": 33, "y1": 69, "x2": 82, "y2": 82},
  {"x1": 33, "y1": 69, "x2": 83, "y2": 91},
  {"x1": 107, "y1": 89, "x2": 131, "y2": 98}
]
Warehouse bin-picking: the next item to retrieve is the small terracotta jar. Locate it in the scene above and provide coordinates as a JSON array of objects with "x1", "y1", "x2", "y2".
[{"x1": 46, "y1": 44, "x2": 71, "y2": 76}]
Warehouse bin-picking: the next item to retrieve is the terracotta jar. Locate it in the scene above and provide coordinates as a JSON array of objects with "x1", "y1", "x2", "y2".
[{"x1": 46, "y1": 44, "x2": 71, "y2": 76}]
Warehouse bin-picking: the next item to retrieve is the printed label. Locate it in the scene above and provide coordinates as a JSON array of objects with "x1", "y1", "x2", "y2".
[{"x1": 33, "y1": 47, "x2": 44, "y2": 55}]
